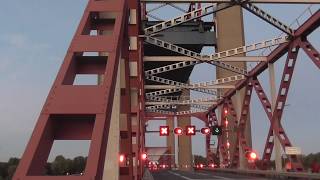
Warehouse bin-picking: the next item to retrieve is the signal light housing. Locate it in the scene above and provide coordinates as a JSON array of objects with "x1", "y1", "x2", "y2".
[
  {"x1": 185, "y1": 125, "x2": 196, "y2": 136},
  {"x1": 201, "y1": 127, "x2": 211, "y2": 135},
  {"x1": 119, "y1": 154, "x2": 125, "y2": 163},
  {"x1": 141, "y1": 153, "x2": 147, "y2": 160},
  {"x1": 245, "y1": 151, "x2": 258, "y2": 161},
  {"x1": 224, "y1": 108, "x2": 228, "y2": 115},
  {"x1": 211, "y1": 125, "x2": 222, "y2": 135},
  {"x1": 174, "y1": 127, "x2": 183, "y2": 135},
  {"x1": 159, "y1": 126, "x2": 169, "y2": 136}
]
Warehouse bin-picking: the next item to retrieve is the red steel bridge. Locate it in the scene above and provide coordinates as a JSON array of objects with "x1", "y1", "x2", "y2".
[{"x1": 13, "y1": 0, "x2": 320, "y2": 180}]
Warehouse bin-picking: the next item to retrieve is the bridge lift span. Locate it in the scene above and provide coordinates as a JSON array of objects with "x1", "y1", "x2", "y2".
[{"x1": 13, "y1": 0, "x2": 320, "y2": 180}]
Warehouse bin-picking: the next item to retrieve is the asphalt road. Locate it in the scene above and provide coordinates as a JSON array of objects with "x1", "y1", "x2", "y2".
[{"x1": 151, "y1": 170, "x2": 272, "y2": 180}]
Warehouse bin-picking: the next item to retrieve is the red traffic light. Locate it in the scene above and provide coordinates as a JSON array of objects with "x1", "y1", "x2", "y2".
[
  {"x1": 174, "y1": 127, "x2": 183, "y2": 135},
  {"x1": 185, "y1": 125, "x2": 196, "y2": 136},
  {"x1": 119, "y1": 154, "x2": 125, "y2": 163},
  {"x1": 141, "y1": 153, "x2": 147, "y2": 160},
  {"x1": 249, "y1": 152, "x2": 257, "y2": 159},
  {"x1": 201, "y1": 127, "x2": 211, "y2": 135},
  {"x1": 160, "y1": 126, "x2": 169, "y2": 136},
  {"x1": 245, "y1": 151, "x2": 258, "y2": 161},
  {"x1": 224, "y1": 108, "x2": 228, "y2": 115}
]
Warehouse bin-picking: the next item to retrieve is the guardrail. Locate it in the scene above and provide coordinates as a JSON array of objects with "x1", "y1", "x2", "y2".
[{"x1": 203, "y1": 168, "x2": 320, "y2": 179}]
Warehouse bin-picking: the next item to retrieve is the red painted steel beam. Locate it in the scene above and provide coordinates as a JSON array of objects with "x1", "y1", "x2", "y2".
[
  {"x1": 299, "y1": 38, "x2": 320, "y2": 69},
  {"x1": 208, "y1": 10, "x2": 320, "y2": 113},
  {"x1": 13, "y1": 0, "x2": 127, "y2": 180}
]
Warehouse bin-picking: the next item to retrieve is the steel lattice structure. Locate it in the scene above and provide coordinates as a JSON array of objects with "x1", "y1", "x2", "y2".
[{"x1": 13, "y1": 0, "x2": 320, "y2": 180}]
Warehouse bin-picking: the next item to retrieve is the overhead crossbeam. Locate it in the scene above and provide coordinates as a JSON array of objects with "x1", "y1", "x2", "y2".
[
  {"x1": 145, "y1": 85, "x2": 235, "y2": 89},
  {"x1": 143, "y1": 56, "x2": 268, "y2": 62},
  {"x1": 142, "y1": 0, "x2": 320, "y2": 3},
  {"x1": 145, "y1": 88, "x2": 182, "y2": 97},
  {"x1": 144, "y1": 74, "x2": 244, "y2": 97},
  {"x1": 144, "y1": 36, "x2": 288, "y2": 76},
  {"x1": 144, "y1": 3, "x2": 233, "y2": 35},
  {"x1": 241, "y1": 3, "x2": 294, "y2": 35},
  {"x1": 144, "y1": 36, "x2": 247, "y2": 74},
  {"x1": 146, "y1": 108, "x2": 206, "y2": 115},
  {"x1": 146, "y1": 101, "x2": 217, "y2": 105},
  {"x1": 146, "y1": 96, "x2": 218, "y2": 105},
  {"x1": 145, "y1": 103, "x2": 210, "y2": 110},
  {"x1": 146, "y1": 75, "x2": 218, "y2": 94}
]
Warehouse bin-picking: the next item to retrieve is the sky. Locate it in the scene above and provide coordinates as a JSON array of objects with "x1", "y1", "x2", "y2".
[{"x1": 0, "y1": 1, "x2": 319, "y2": 162}]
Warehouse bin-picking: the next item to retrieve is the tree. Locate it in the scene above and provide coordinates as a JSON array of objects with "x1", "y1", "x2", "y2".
[
  {"x1": 72, "y1": 156, "x2": 86, "y2": 174},
  {"x1": 0, "y1": 163, "x2": 8, "y2": 179},
  {"x1": 193, "y1": 155, "x2": 208, "y2": 165},
  {"x1": 7, "y1": 165, "x2": 17, "y2": 179},
  {"x1": 51, "y1": 155, "x2": 68, "y2": 175},
  {"x1": 7, "y1": 158, "x2": 19, "y2": 166}
]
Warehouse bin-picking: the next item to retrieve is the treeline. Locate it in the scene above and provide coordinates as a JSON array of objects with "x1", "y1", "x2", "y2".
[
  {"x1": 0, "y1": 155, "x2": 87, "y2": 180},
  {"x1": 303, "y1": 152, "x2": 320, "y2": 169}
]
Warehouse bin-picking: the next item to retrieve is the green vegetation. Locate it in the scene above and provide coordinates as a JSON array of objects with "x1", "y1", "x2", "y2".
[{"x1": 0, "y1": 156, "x2": 86, "y2": 179}]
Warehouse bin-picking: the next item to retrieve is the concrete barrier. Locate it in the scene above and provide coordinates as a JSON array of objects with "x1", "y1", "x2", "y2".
[{"x1": 203, "y1": 168, "x2": 320, "y2": 179}]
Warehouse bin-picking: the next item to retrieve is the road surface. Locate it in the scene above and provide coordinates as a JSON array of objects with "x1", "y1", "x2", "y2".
[{"x1": 151, "y1": 170, "x2": 271, "y2": 180}]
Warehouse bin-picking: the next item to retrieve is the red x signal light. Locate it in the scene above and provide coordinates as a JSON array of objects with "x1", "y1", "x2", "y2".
[
  {"x1": 201, "y1": 127, "x2": 211, "y2": 135},
  {"x1": 185, "y1": 125, "x2": 196, "y2": 136},
  {"x1": 159, "y1": 126, "x2": 169, "y2": 136},
  {"x1": 174, "y1": 127, "x2": 183, "y2": 135}
]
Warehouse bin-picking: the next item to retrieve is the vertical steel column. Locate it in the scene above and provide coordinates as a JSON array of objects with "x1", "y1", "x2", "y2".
[
  {"x1": 177, "y1": 89, "x2": 193, "y2": 171},
  {"x1": 128, "y1": 0, "x2": 145, "y2": 179},
  {"x1": 216, "y1": 5, "x2": 251, "y2": 169},
  {"x1": 119, "y1": 24, "x2": 134, "y2": 179},
  {"x1": 166, "y1": 116, "x2": 175, "y2": 168},
  {"x1": 13, "y1": 0, "x2": 127, "y2": 179},
  {"x1": 268, "y1": 63, "x2": 282, "y2": 171}
]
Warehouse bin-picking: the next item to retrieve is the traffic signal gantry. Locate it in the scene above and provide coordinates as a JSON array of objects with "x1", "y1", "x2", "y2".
[{"x1": 159, "y1": 125, "x2": 222, "y2": 136}]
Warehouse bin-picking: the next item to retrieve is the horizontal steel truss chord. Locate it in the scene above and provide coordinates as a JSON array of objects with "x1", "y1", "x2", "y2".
[
  {"x1": 145, "y1": 88, "x2": 183, "y2": 97},
  {"x1": 144, "y1": 36, "x2": 288, "y2": 76},
  {"x1": 145, "y1": 85, "x2": 235, "y2": 89},
  {"x1": 146, "y1": 108, "x2": 206, "y2": 115},
  {"x1": 146, "y1": 75, "x2": 245, "y2": 89},
  {"x1": 141, "y1": 0, "x2": 320, "y2": 3},
  {"x1": 146, "y1": 103, "x2": 210, "y2": 110},
  {"x1": 145, "y1": 96, "x2": 218, "y2": 105},
  {"x1": 144, "y1": 74, "x2": 244, "y2": 97},
  {"x1": 143, "y1": 56, "x2": 268, "y2": 62},
  {"x1": 145, "y1": 76, "x2": 217, "y2": 94},
  {"x1": 144, "y1": 36, "x2": 247, "y2": 75},
  {"x1": 145, "y1": 95, "x2": 211, "y2": 111},
  {"x1": 144, "y1": 3, "x2": 233, "y2": 35},
  {"x1": 241, "y1": 3, "x2": 294, "y2": 35}
]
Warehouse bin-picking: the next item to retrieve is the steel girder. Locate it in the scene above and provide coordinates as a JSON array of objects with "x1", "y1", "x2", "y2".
[
  {"x1": 13, "y1": 0, "x2": 127, "y2": 179},
  {"x1": 209, "y1": 10, "x2": 320, "y2": 111},
  {"x1": 208, "y1": 10, "x2": 320, "y2": 170}
]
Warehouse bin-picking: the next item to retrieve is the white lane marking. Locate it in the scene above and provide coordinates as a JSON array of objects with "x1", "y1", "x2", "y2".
[
  {"x1": 193, "y1": 171, "x2": 234, "y2": 180},
  {"x1": 168, "y1": 171, "x2": 193, "y2": 180},
  {"x1": 168, "y1": 171, "x2": 233, "y2": 180}
]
